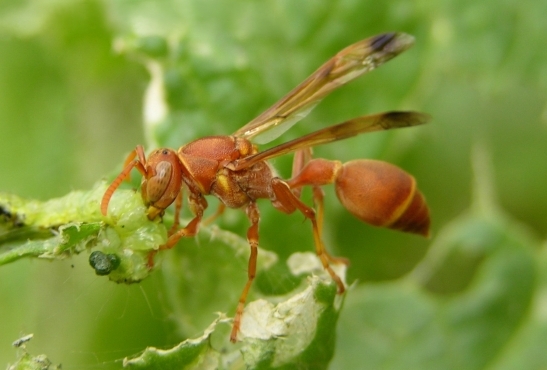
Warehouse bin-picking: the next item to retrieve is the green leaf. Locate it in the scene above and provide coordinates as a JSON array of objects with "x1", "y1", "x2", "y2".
[
  {"x1": 7, "y1": 334, "x2": 61, "y2": 370},
  {"x1": 0, "y1": 182, "x2": 344, "y2": 368},
  {"x1": 0, "y1": 184, "x2": 166, "y2": 283},
  {"x1": 125, "y1": 277, "x2": 340, "y2": 370},
  {"x1": 124, "y1": 315, "x2": 223, "y2": 369},
  {"x1": 333, "y1": 208, "x2": 538, "y2": 369}
]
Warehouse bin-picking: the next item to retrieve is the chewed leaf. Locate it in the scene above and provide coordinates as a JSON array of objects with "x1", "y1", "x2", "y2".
[
  {"x1": 124, "y1": 277, "x2": 340, "y2": 370},
  {"x1": 7, "y1": 334, "x2": 61, "y2": 370},
  {"x1": 0, "y1": 183, "x2": 167, "y2": 283},
  {"x1": 124, "y1": 314, "x2": 231, "y2": 369}
]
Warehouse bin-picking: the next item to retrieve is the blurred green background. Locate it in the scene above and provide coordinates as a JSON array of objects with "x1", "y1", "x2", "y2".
[{"x1": 1, "y1": 0, "x2": 547, "y2": 369}]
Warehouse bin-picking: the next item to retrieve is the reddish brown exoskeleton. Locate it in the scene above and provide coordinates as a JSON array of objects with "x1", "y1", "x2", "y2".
[{"x1": 101, "y1": 32, "x2": 431, "y2": 342}]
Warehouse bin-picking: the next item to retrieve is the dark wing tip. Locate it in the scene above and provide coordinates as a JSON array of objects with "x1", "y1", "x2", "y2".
[
  {"x1": 370, "y1": 33, "x2": 397, "y2": 51},
  {"x1": 381, "y1": 111, "x2": 432, "y2": 129},
  {"x1": 370, "y1": 32, "x2": 415, "y2": 54}
]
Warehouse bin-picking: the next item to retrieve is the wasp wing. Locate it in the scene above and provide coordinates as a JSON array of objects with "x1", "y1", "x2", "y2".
[
  {"x1": 226, "y1": 111, "x2": 430, "y2": 171},
  {"x1": 233, "y1": 33, "x2": 416, "y2": 144}
]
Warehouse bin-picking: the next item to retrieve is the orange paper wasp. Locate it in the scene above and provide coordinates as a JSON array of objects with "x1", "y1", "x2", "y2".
[{"x1": 101, "y1": 32, "x2": 431, "y2": 342}]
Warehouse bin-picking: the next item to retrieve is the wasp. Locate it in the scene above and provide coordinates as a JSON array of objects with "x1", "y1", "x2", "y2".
[{"x1": 101, "y1": 32, "x2": 430, "y2": 342}]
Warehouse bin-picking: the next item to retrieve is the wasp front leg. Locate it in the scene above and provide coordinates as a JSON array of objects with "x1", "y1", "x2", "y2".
[
  {"x1": 147, "y1": 191, "x2": 207, "y2": 268},
  {"x1": 101, "y1": 145, "x2": 148, "y2": 216},
  {"x1": 230, "y1": 201, "x2": 260, "y2": 343}
]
